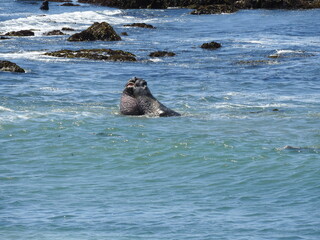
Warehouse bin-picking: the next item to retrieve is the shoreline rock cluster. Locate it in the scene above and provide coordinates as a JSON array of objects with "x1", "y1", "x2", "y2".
[
  {"x1": 67, "y1": 22, "x2": 121, "y2": 41},
  {"x1": 44, "y1": 49, "x2": 137, "y2": 61},
  {"x1": 0, "y1": 60, "x2": 26, "y2": 73},
  {"x1": 2, "y1": 0, "x2": 316, "y2": 72},
  {"x1": 78, "y1": 0, "x2": 320, "y2": 13}
]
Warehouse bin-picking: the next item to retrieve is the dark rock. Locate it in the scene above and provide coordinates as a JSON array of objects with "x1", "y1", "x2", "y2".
[
  {"x1": 147, "y1": 0, "x2": 167, "y2": 9},
  {"x1": 61, "y1": 3, "x2": 81, "y2": 6},
  {"x1": 78, "y1": 0, "x2": 151, "y2": 8},
  {"x1": 121, "y1": 32, "x2": 128, "y2": 36},
  {"x1": 61, "y1": 27, "x2": 75, "y2": 31},
  {"x1": 40, "y1": 1, "x2": 49, "y2": 10},
  {"x1": 43, "y1": 0, "x2": 72, "y2": 2},
  {"x1": 40, "y1": 0, "x2": 72, "y2": 2},
  {"x1": 191, "y1": 4, "x2": 237, "y2": 14},
  {"x1": 201, "y1": 41, "x2": 222, "y2": 49},
  {"x1": 0, "y1": 36, "x2": 10, "y2": 40},
  {"x1": 68, "y1": 22, "x2": 121, "y2": 41},
  {"x1": 44, "y1": 49, "x2": 137, "y2": 62},
  {"x1": 149, "y1": 51, "x2": 176, "y2": 57},
  {"x1": 77, "y1": 0, "x2": 320, "y2": 10},
  {"x1": 123, "y1": 23, "x2": 156, "y2": 29},
  {"x1": 5, "y1": 30, "x2": 35, "y2": 37},
  {"x1": 44, "y1": 30, "x2": 65, "y2": 35},
  {"x1": 0, "y1": 60, "x2": 25, "y2": 73}
]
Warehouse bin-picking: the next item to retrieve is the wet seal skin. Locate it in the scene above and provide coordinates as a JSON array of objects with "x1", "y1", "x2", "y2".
[{"x1": 120, "y1": 77, "x2": 180, "y2": 117}]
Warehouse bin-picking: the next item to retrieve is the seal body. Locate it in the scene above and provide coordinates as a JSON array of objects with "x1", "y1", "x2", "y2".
[{"x1": 120, "y1": 77, "x2": 180, "y2": 117}]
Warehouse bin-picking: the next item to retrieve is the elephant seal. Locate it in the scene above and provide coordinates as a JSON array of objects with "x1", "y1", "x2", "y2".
[{"x1": 120, "y1": 77, "x2": 180, "y2": 117}]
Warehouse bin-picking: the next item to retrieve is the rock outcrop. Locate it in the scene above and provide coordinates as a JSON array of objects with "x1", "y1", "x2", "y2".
[
  {"x1": 5, "y1": 30, "x2": 35, "y2": 37},
  {"x1": 147, "y1": 0, "x2": 168, "y2": 9},
  {"x1": 0, "y1": 60, "x2": 25, "y2": 73},
  {"x1": 61, "y1": 27, "x2": 75, "y2": 31},
  {"x1": 44, "y1": 49, "x2": 137, "y2": 62},
  {"x1": 44, "y1": 30, "x2": 65, "y2": 36},
  {"x1": 123, "y1": 23, "x2": 156, "y2": 29},
  {"x1": 201, "y1": 41, "x2": 222, "y2": 49},
  {"x1": 191, "y1": 4, "x2": 237, "y2": 14},
  {"x1": 149, "y1": 51, "x2": 176, "y2": 57},
  {"x1": 68, "y1": 22, "x2": 121, "y2": 41},
  {"x1": 78, "y1": 0, "x2": 320, "y2": 12}
]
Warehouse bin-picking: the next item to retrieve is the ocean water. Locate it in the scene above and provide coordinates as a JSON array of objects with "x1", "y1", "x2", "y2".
[{"x1": 1, "y1": 1, "x2": 320, "y2": 239}]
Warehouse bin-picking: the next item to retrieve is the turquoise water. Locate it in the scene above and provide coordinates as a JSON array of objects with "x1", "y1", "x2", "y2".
[{"x1": 1, "y1": 1, "x2": 320, "y2": 239}]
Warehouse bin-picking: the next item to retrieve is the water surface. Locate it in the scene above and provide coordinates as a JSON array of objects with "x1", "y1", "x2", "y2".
[{"x1": 1, "y1": 1, "x2": 320, "y2": 239}]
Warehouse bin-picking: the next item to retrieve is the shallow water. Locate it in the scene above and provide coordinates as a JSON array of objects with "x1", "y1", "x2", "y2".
[{"x1": 1, "y1": 1, "x2": 320, "y2": 239}]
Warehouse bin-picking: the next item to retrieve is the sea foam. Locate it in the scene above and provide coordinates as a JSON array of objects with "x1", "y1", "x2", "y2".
[{"x1": 0, "y1": 9, "x2": 133, "y2": 36}]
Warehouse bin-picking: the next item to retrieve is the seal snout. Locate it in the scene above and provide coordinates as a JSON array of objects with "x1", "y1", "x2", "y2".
[{"x1": 135, "y1": 79, "x2": 147, "y2": 88}]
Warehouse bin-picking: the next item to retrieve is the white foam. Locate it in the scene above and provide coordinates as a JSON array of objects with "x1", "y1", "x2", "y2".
[
  {"x1": 0, "y1": 110, "x2": 31, "y2": 122},
  {"x1": 149, "y1": 58, "x2": 164, "y2": 63},
  {"x1": 212, "y1": 102, "x2": 287, "y2": 110},
  {"x1": 0, "y1": 106, "x2": 108, "y2": 123},
  {"x1": 276, "y1": 49, "x2": 305, "y2": 54},
  {"x1": 0, "y1": 106, "x2": 13, "y2": 112},
  {"x1": 0, "y1": 51, "x2": 74, "y2": 62},
  {"x1": 0, "y1": 9, "x2": 133, "y2": 36},
  {"x1": 40, "y1": 87, "x2": 74, "y2": 94},
  {"x1": 0, "y1": 51, "x2": 45, "y2": 59}
]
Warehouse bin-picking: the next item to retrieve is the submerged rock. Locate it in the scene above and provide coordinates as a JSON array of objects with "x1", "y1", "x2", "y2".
[
  {"x1": 149, "y1": 51, "x2": 176, "y2": 57},
  {"x1": 123, "y1": 23, "x2": 156, "y2": 29},
  {"x1": 61, "y1": 3, "x2": 80, "y2": 6},
  {"x1": 0, "y1": 36, "x2": 10, "y2": 40},
  {"x1": 44, "y1": 49, "x2": 137, "y2": 62},
  {"x1": 201, "y1": 41, "x2": 222, "y2": 49},
  {"x1": 191, "y1": 4, "x2": 237, "y2": 14},
  {"x1": 0, "y1": 60, "x2": 25, "y2": 73},
  {"x1": 61, "y1": 27, "x2": 75, "y2": 31},
  {"x1": 78, "y1": 0, "x2": 320, "y2": 10},
  {"x1": 68, "y1": 22, "x2": 121, "y2": 42},
  {"x1": 236, "y1": 60, "x2": 278, "y2": 65},
  {"x1": 5, "y1": 30, "x2": 35, "y2": 37},
  {"x1": 44, "y1": 30, "x2": 65, "y2": 36}
]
